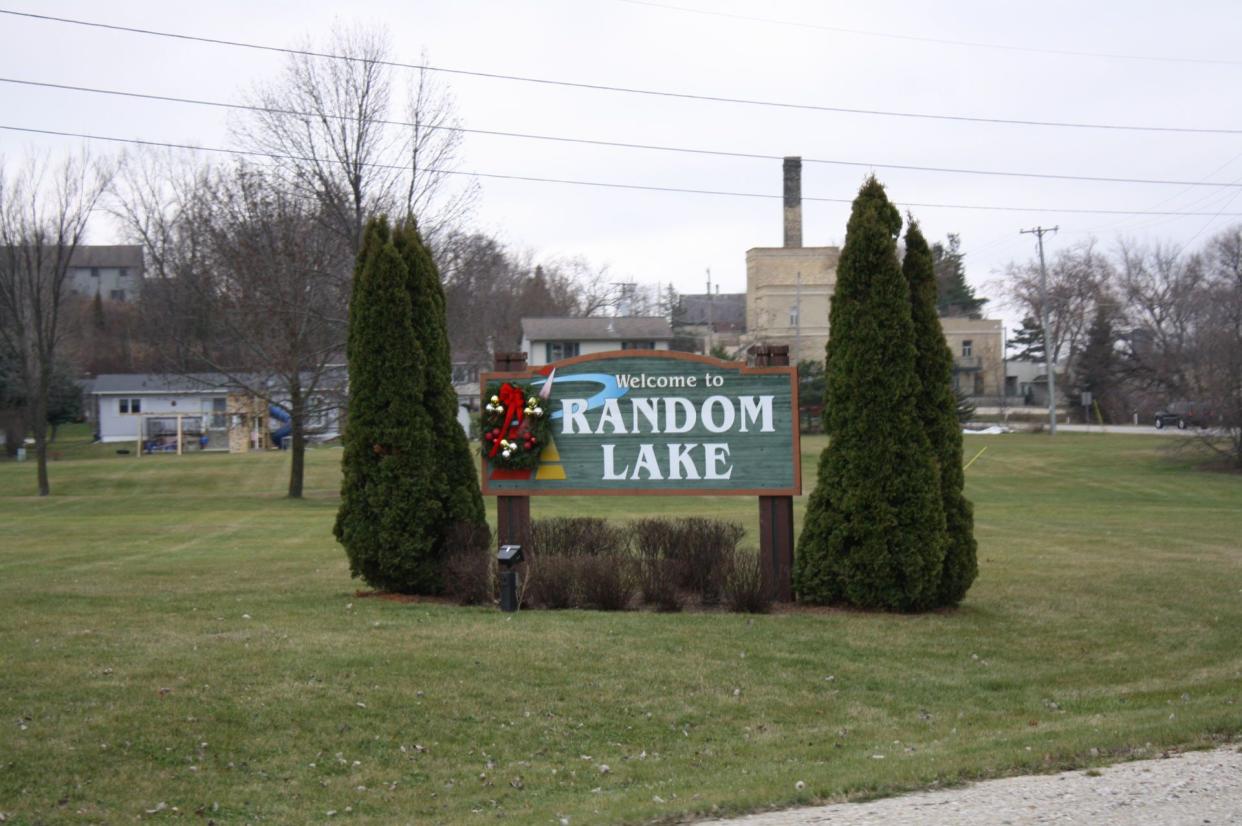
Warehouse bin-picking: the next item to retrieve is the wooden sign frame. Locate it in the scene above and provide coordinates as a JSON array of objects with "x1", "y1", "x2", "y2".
[
  {"x1": 480, "y1": 350, "x2": 801, "y2": 498},
  {"x1": 485, "y1": 347, "x2": 799, "y2": 602}
]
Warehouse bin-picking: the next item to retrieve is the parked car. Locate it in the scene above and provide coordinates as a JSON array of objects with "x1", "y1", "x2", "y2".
[{"x1": 1154, "y1": 402, "x2": 1213, "y2": 430}]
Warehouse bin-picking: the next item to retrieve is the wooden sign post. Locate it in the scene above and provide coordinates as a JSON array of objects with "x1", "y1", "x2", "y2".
[
  {"x1": 492, "y1": 351, "x2": 532, "y2": 551},
  {"x1": 752, "y1": 345, "x2": 794, "y2": 602},
  {"x1": 483, "y1": 349, "x2": 800, "y2": 601}
]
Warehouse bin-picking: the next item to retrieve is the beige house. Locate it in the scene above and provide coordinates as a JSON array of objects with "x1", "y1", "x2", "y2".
[
  {"x1": 745, "y1": 157, "x2": 1003, "y2": 398},
  {"x1": 940, "y1": 317, "x2": 1004, "y2": 397},
  {"x1": 520, "y1": 317, "x2": 673, "y2": 367}
]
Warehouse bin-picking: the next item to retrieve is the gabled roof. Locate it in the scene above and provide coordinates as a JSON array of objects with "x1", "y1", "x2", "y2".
[
  {"x1": 68, "y1": 245, "x2": 144, "y2": 270},
  {"x1": 89, "y1": 373, "x2": 234, "y2": 394},
  {"x1": 676, "y1": 293, "x2": 746, "y2": 329},
  {"x1": 89, "y1": 369, "x2": 350, "y2": 395},
  {"x1": 521, "y1": 316, "x2": 674, "y2": 342}
]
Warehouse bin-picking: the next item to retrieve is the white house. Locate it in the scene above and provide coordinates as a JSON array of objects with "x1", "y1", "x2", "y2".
[
  {"x1": 520, "y1": 317, "x2": 674, "y2": 366},
  {"x1": 66, "y1": 245, "x2": 144, "y2": 303},
  {"x1": 87, "y1": 373, "x2": 345, "y2": 450}
]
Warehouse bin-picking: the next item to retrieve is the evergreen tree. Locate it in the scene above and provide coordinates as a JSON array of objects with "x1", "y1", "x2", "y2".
[
  {"x1": 931, "y1": 234, "x2": 988, "y2": 318},
  {"x1": 904, "y1": 220, "x2": 977, "y2": 606},
  {"x1": 794, "y1": 178, "x2": 947, "y2": 611},
  {"x1": 395, "y1": 219, "x2": 487, "y2": 544},
  {"x1": 1073, "y1": 300, "x2": 1118, "y2": 422},
  {"x1": 1007, "y1": 315, "x2": 1045, "y2": 361},
  {"x1": 334, "y1": 217, "x2": 444, "y2": 593}
]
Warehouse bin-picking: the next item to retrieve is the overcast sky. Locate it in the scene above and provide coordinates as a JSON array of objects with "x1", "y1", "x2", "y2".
[{"x1": 3, "y1": 0, "x2": 1241, "y2": 328}]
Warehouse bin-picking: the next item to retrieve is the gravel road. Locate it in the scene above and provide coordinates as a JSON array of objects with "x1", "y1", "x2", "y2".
[{"x1": 699, "y1": 746, "x2": 1242, "y2": 825}]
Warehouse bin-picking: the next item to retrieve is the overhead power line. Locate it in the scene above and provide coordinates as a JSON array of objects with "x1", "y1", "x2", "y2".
[
  {"x1": 6, "y1": 75, "x2": 1242, "y2": 190},
  {"x1": 615, "y1": 0, "x2": 1242, "y2": 68},
  {"x1": 2, "y1": 8, "x2": 1241, "y2": 136},
  {"x1": 6, "y1": 123, "x2": 1242, "y2": 218}
]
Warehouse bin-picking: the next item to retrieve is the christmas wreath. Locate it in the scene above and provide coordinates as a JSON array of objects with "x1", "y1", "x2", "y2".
[{"x1": 481, "y1": 376, "x2": 553, "y2": 471}]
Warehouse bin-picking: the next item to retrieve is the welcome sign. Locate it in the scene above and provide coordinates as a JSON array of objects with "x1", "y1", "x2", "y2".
[{"x1": 481, "y1": 352, "x2": 800, "y2": 496}]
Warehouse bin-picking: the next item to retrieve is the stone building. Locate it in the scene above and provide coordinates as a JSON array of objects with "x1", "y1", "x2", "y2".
[
  {"x1": 744, "y1": 157, "x2": 840, "y2": 366},
  {"x1": 745, "y1": 157, "x2": 1004, "y2": 398}
]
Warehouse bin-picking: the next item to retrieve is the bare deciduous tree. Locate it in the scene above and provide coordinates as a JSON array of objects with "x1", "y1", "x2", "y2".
[
  {"x1": 234, "y1": 23, "x2": 401, "y2": 253},
  {"x1": 1005, "y1": 238, "x2": 1113, "y2": 382},
  {"x1": 0, "y1": 151, "x2": 114, "y2": 495},
  {"x1": 115, "y1": 158, "x2": 351, "y2": 497}
]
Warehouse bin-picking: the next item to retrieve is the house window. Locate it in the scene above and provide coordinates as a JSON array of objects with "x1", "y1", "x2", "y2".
[
  {"x1": 119, "y1": 398, "x2": 142, "y2": 414},
  {"x1": 90, "y1": 267, "x2": 100, "y2": 278},
  {"x1": 209, "y1": 398, "x2": 226, "y2": 428},
  {"x1": 118, "y1": 267, "x2": 129, "y2": 280},
  {"x1": 621, "y1": 341, "x2": 655, "y2": 350},
  {"x1": 788, "y1": 305, "x2": 799, "y2": 326},
  {"x1": 109, "y1": 289, "x2": 126, "y2": 302},
  {"x1": 545, "y1": 342, "x2": 580, "y2": 362},
  {"x1": 961, "y1": 340, "x2": 973, "y2": 357}
]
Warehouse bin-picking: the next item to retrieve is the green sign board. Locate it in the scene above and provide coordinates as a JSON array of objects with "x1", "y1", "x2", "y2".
[{"x1": 481, "y1": 351, "x2": 801, "y2": 496}]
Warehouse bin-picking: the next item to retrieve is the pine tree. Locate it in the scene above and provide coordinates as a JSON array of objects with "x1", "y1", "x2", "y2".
[
  {"x1": 1007, "y1": 315, "x2": 1045, "y2": 361},
  {"x1": 334, "y1": 217, "x2": 444, "y2": 593},
  {"x1": 395, "y1": 219, "x2": 487, "y2": 545},
  {"x1": 931, "y1": 234, "x2": 988, "y2": 318},
  {"x1": 904, "y1": 220, "x2": 977, "y2": 606},
  {"x1": 1073, "y1": 300, "x2": 1118, "y2": 422},
  {"x1": 794, "y1": 178, "x2": 947, "y2": 611}
]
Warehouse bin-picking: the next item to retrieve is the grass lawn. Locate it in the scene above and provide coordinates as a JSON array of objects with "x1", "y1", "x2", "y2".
[{"x1": 0, "y1": 427, "x2": 1239, "y2": 824}]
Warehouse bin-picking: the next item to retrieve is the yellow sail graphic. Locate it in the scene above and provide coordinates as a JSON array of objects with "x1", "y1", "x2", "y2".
[{"x1": 534, "y1": 438, "x2": 567, "y2": 480}]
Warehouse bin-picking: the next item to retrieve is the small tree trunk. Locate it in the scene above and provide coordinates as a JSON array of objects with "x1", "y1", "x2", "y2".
[
  {"x1": 32, "y1": 412, "x2": 49, "y2": 497},
  {"x1": 287, "y1": 389, "x2": 305, "y2": 499}
]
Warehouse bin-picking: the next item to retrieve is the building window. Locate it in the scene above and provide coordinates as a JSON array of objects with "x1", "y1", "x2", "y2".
[
  {"x1": 119, "y1": 398, "x2": 142, "y2": 414},
  {"x1": 546, "y1": 341, "x2": 580, "y2": 362},
  {"x1": 788, "y1": 305, "x2": 799, "y2": 326},
  {"x1": 109, "y1": 289, "x2": 126, "y2": 302},
  {"x1": 210, "y1": 398, "x2": 226, "y2": 428},
  {"x1": 621, "y1": 341, "x2": 655, "y2": 350},
  {"x1": 961, "y1": 339, "x2": 973, "y2": 357},
  {"x1": 118, "y1": 267, "x2": 129, "y2": 280},
  {"x1": 451, "y1": 364, "x2": 479, "y2": 385},
  {"x1": 90, "y1": 267, "x2": 100, "y2": 278}
]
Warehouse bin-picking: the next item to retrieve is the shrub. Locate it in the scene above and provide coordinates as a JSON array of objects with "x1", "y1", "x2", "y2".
[
  {"x1": 579, "y1": 554, "x2": 637, "y2": 611},
  {"x1": 526, "y1": 554, "x2": 581, "y2": 609},
  {"x1": 672, "y1": 517, "x2": 744, "y2": 605},
  {"x1": 723, "y1": 549, "x2": 772, "y2": 614},
  {"x1": 531, "y1": 517, "x2": 628, "y2": 557},
  {"x1": 442, "y1": 523, "x2": 494, "y2": 605},
  {"x1": 638, "y1": 555, "x2": 685, "y2": 612},
  {"x1": 631, "y1": 517, "x2": 744, "y2": 607}
]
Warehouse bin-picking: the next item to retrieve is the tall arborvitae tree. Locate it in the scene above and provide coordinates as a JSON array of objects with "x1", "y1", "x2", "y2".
[
  {"x1": 904, "y1": 220, "x2": 977, "y2": 606},
  {"x1": 794, "y1": 178, "x2": 947, "y2": 611},
  {"x1": 395, "y1": 219, "x2": 487, "y2": 542},
  {"x1": 335, "y1": 217, "x2": 444, "y2": 593}
]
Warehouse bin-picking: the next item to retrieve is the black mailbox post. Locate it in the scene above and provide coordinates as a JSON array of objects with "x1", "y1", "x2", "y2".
[{"x1": 497, "y1": 544, "x2": 523, "y2": 612}]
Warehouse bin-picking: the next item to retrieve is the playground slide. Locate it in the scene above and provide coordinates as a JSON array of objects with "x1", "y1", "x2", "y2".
[{"x1": 269, "y1": 404, "x2": 292, "y2": 449}]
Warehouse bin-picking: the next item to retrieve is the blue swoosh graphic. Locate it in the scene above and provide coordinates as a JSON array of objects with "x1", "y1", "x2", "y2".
[{"x1": 530, "y1": 372, "x2": 628, "y2": 419}]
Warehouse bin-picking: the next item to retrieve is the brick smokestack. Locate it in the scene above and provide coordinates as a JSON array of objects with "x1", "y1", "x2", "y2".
[{"x1": 783, "y1": 156, "x2": 802, "y2": 248}]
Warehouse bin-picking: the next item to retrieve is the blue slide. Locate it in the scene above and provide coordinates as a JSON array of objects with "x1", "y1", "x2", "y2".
[{"x1": 269, "y1": 405, "x2": 292, "y2": 449}]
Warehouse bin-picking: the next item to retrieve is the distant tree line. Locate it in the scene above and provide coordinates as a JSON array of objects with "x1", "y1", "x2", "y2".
[{"x1": 1004, "y1": 227, "x2": 1242, "y2": 467}]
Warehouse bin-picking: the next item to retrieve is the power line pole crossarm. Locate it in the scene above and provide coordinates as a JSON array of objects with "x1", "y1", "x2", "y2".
[{"x1": 1020, "y1": 225, "x2": 1059, "y2": 435}]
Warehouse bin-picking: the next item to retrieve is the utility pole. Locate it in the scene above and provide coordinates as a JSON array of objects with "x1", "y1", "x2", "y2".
[
  {"x1": 706, "y1": 268, "x2": 714, "y2": 355},
  {"x1": 794, "y1": 271, "x2": 802, "y2": 364},
  {"x1": 1020, "y1": 226, "x2": 1059, "y2": 435}
]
